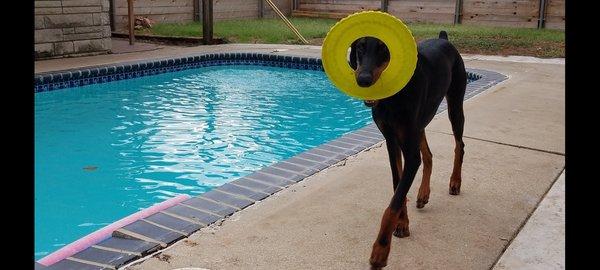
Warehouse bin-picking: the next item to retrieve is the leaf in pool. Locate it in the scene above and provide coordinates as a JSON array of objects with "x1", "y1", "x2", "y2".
[{"x1": 83, "y1": 165, "x2": 98, "y2": 171}]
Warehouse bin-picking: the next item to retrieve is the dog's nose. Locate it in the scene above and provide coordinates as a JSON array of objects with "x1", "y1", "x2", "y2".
[{"x1": 357, "y1": 72, "x2": 373, "y2": 87}]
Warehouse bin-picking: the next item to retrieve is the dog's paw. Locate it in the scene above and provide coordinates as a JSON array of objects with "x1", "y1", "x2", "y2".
[
  {"x1": 370, "y1": 264, "x2": 385, "y2": 270},
  {"x1": 449, "y1": 177, "x2": 461, "y2": 195},
  {"x1": 393, "y1": 225, "x2": 410, "y2": 238},
  {"x1": 449, "y1": 185, "x2": 461, "y2": 195},
  {"x1": 416, "y1": 199, "x2": 428, "y2": 209},
  {"x1": 369, "y1": 243, "x2": 390, "y2": 269}
]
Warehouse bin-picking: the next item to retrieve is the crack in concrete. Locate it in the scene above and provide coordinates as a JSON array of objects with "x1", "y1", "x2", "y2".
[{"x1": 429, "y1": 130, "x2": 564, "y2": 156}]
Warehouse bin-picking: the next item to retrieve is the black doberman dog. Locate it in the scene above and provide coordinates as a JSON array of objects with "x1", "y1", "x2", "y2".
[{"x1": 349, "y1": 31, "x2": 467, "y2": 268}]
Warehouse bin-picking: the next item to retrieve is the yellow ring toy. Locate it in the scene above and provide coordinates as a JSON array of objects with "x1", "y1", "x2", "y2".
[{"x1": 321, "y1": 11, "x2": 418, "y2": 100}]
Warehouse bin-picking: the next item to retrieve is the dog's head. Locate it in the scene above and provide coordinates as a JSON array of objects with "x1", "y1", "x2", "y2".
[{"x1": 349, "y1": 37, "x2": 390, "y2": 107}]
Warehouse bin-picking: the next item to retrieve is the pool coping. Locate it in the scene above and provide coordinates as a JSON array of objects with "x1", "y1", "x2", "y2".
[{"x1": 34, "y1": 52, "x2": 507, "y2": 270}]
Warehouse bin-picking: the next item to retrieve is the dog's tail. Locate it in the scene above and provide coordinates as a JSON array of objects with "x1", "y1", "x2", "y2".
[{"x1": 439, "y1": 31, "x2": 448, "y2": 40}]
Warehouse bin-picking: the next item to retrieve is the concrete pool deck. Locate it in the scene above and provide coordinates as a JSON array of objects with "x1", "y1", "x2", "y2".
[{"x1": 35, "y1": 44, "x2": 565, "y2": 269}]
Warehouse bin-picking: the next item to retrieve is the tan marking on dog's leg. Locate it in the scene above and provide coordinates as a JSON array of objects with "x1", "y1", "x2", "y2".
[
  {"x1": 370, "y1": 207, "x2": 399, "y2": 268},
  {"x1": 417, "y1": 131, "x2": 432, "y2": 208},
  {"x1": 449, "y1": 138, "x2": 464, "y2": 195},
  {"x1": 393, "y1": 199, "x2": 410, "y2": 238}
]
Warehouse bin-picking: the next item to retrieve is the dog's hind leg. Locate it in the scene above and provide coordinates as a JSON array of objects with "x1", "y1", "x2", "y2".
[
  {"x1": 416, "y1": 131, "x2": 432, "y2": 208},
  {"x1": 446, "y1": 58, "x2": 467, "y2": 195}
]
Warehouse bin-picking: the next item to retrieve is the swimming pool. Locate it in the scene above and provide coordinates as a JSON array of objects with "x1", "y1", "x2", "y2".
[
  {"x1": 34, "y1": 52, "x2": 507, "y2": 268},
  {"x1": 34, "y1": 64, "x2": 373, "y2": 259}
]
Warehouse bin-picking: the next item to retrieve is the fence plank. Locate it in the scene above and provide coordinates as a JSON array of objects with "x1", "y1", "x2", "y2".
[
  {"x1": 544, "y1": 0, "x2": 564, "y2": 29},
  {"x1": 462, "y1": 0, "x2": 540, "y2": 28}
]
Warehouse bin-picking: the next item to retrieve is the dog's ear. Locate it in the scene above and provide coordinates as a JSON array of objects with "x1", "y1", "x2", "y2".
[{"x1": 349, "y1": 40, "x2": 358, "y2": 70}]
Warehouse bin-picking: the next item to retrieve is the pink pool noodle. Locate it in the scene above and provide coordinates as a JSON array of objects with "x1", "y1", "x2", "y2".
[{"x1": 37, "y1": 194, "x2": 191, "y2": 266}]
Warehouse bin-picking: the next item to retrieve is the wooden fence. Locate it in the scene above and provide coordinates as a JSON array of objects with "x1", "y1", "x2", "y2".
[
  {"x1": 113, "y1": 0, "x2": 292, "y2": 31},
  {"x1": 111, "y1": 0, "x2": 563, "y2": 30},
  {"x1": 113, "y1": 0, "x2": 194, "y2": 30},
  {"x1": 292, "y1": 0, "x2": 564, "y2": 29}
]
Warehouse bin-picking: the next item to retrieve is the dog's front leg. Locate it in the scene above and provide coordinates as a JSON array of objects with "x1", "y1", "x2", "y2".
[{"x1": 370, "y1": 131, "x2": 422, "y2": 269}]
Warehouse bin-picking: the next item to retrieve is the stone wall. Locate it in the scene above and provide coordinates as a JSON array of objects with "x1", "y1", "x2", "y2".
[{"x1": 35, "y1": 0, "x2": 112, "y2": 59}]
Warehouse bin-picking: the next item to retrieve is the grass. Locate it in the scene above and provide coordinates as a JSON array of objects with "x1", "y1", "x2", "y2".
[
  {"x1": 139, "y1": 18, "x2": 335, "y2": 44},
  {"x1": 136, "y1": 17, "x2": 564, "y2": 58}
]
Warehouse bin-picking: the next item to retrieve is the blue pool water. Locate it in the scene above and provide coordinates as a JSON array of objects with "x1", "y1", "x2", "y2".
[{"x1": 34, "y1": 65, "x2": 373, "y2": 259}]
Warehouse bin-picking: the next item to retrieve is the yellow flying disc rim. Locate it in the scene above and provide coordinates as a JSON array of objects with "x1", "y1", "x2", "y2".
[{"x1": 321, "y1": 11, "x2": 418, "y2": 100}]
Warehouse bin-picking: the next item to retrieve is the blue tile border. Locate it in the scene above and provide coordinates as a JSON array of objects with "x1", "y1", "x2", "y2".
[
  {"x1": 34, "y1": 53, "x2": 324, "y2": 93},
  {"x1": 36, "y1": 52, "x2": 507, "y2": 269},
  {"x1": 34, "y1": 52, "x2": 485, "y2": 93}
]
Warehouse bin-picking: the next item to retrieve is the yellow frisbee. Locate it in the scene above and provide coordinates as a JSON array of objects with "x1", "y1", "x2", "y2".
[{"x1": 321, "y1": 11, "x2": 418, "y2": 100}]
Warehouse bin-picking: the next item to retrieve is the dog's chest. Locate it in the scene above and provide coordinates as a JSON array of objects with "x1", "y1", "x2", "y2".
[{"x1": 371, "y1": 101, "x2": 416, "y2": 126}]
